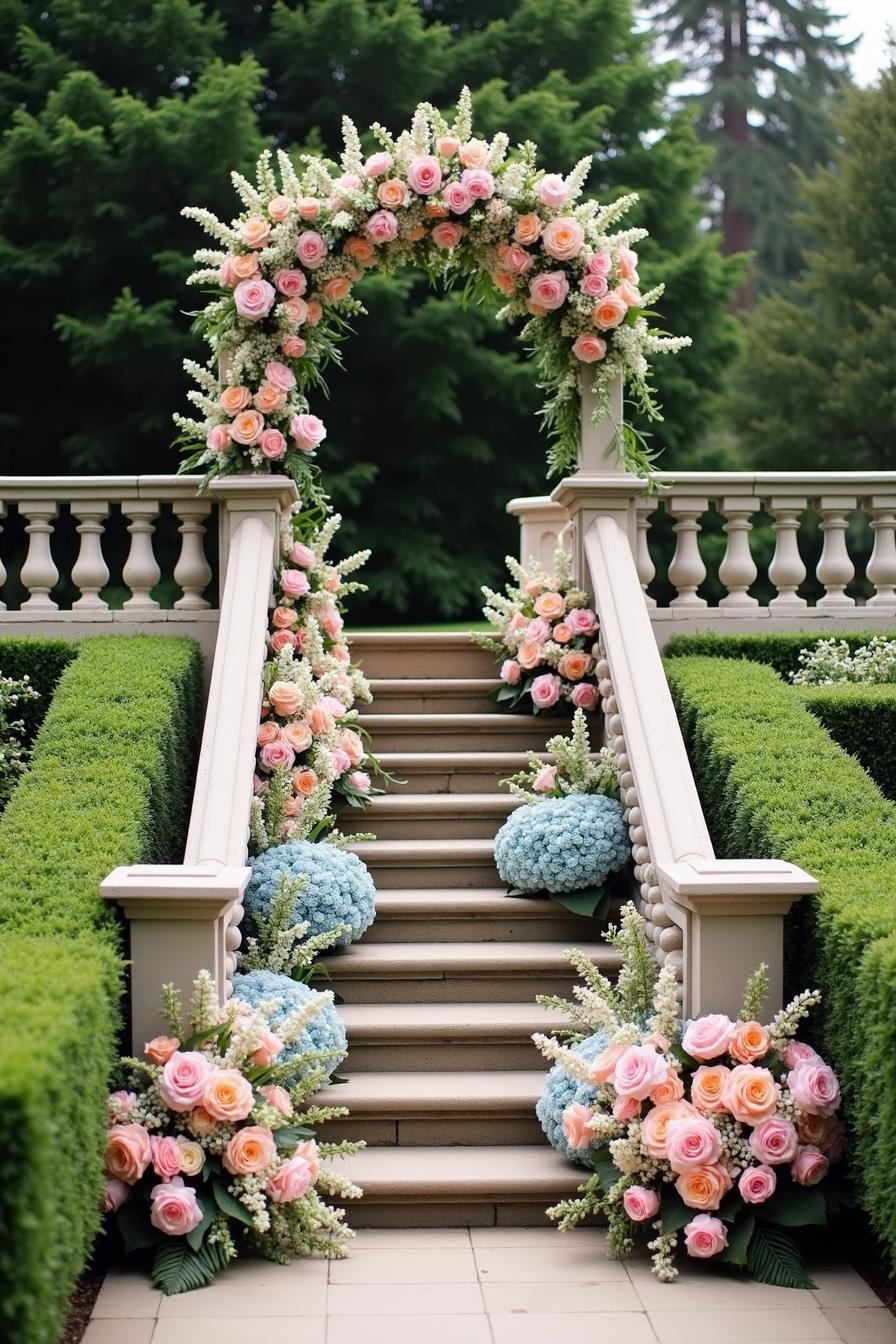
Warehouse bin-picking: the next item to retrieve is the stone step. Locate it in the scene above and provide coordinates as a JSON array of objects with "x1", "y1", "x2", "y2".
[
  {"x1": 375, "y1": 751, "x2": 549, "y2": 795},
  {"x1": 364, "y1": 888, "x2": 597, "y2": 943},
  {"x1": 326, "y1": 939, "x2": 619, "y2": 1003},
  {"x1": 319, "y1": 1070, "x2": 546, "y2": 1146},
  {"x1": 350, "y1": 632, "x2": 497, "y2": 680},
  {"x1": 361, "y1": 713, "x2": 551, "y2": 754},
  {"x1": 340, "y1": 793, "x2": 521, "y2": 840},
  {"x1": 338, "y1": 1001, "x2": 570, "y2": 1072},
  {"x1": 349, "y1": 838, "x2": 501, "y2": 888},
  {"x1": 330, "y1": 1143, "x2": 583, "y2": 1227},
  {"x1": 361, "y1": 678, "x2": 500, "y2": 715}
]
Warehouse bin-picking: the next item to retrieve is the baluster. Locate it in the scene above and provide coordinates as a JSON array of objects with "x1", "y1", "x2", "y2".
[
  {"x1": 667, "y1": 495, "x2": 708, "y2": 608},
  {"x1": 718, "y1": 496, "x2": 759, "y2": 607},
  {"x1": 768, "y1": 496, "x2": 808, "y2": 609},
  {"x1": 173, "y1": 500, "x2": 213, "y2": 610},
  {"x1": 0, "y1": 504, "x2": 6, "y2": 611},
  {"x1": 122, "y1": 499, "x2": 161, "y2": 610},
  {"x1": 866, "y1": 495, "x2": 896, "y2": 609},
  {"x1": 19, "y1": 501, "x2": 59, "y2": 609},
  {"x1": 635, "y1": 499, "x2": 657, "y2": 609},
  {"x1": 815, "y1": 496, "x2": 856, "y2": 609},
  {"x1": 71, "y1": 501, "x2": 111, "y2": 609}
]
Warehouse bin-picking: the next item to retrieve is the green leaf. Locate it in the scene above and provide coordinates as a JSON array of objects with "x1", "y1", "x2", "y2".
[
  {"x1": 660, "y1": 1187, "x2": 694, "y2": 1233},
  {"x1": 211, "y1": 1179, "x2": 255, "y2": 1227},
  {"x1": 180, "y1": 1024, "x2": 222, "y2": 1051},
  {"x1": 718, "y1": 1190, "x2": 742, "y2": 1221},
  {"x1": 186, "y1": 1198, "x2": 214, "y2": 1251},
  {"x1": 152, "y1": 1238, "x2": 230, "y2": 1296},
  {"x1": 272, "y1": 1123, "x2": 317, "y2": 1150},
  {"x1": 719, "y1": 1210, "x2": 755, "y2": 1266},
  {"x1": 117, "y1": 1199, "x2": 163, "y2": 1254},
  {"x1": 590, "y1": 1159, "x2": 619, "y2": 1191},
  {"x1": 550, "y1": 887, "x2": 610, "y2": 920},
  {"x1": 763, "y1": 1181, "x2": 827, "y2": 1227},
  {"x1": 746, "y1": 1222, "x2": 817, "y2": 1290}
]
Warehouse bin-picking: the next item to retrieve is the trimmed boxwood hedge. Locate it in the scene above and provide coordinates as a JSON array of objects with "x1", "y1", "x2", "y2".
[
  {"x1": 0, "y1": 635, "x2": 202, "y2": 1344},
  {"x1": 0, "y1": 636, "x2": 78, "y2": 742},
  {"x1": 664, "y1": 629, "x2": 891, "y2": 680},
  {"x1": 665, "y1": 654, "x2": 896, "y2": 1269}
]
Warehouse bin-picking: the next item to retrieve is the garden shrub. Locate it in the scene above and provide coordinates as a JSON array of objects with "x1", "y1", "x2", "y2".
[
  {"x1": 0, "y1": 635, "x2": 202, "y2": 1344},
  {"x1": 0, "y1": 635, "x2": 77, "y2": 742},
  {"x1": 665, "y1": 654, "x2": 896, "y2": 1269},
  {"x1": 664, "y1": 629, "x2": 888, "y2": 681}
]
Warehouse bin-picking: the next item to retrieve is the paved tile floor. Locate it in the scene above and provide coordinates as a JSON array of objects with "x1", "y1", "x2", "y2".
[{"x1": 85, "y1": 1226, "x2": 896, "y2": 1344}]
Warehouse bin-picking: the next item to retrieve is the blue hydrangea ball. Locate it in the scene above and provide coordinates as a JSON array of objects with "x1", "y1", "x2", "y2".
[
  {"x1": 494, "y1": 794, "x2": 630, "y2": 894},
  {"x1": 230, "y1": 969, "x2": 347, "y2": 1081},
  {"x1": 536, "y1": 1030, "x2": 608, "y2": 1164},
  {"x1": 245, "y1": 840, "x2": 376, "y2": 947}
]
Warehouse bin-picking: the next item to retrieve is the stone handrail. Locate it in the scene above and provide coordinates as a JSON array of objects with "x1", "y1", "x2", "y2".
[{"x1": 101, "y1": 477, "x2": 298, "y2": 1047}]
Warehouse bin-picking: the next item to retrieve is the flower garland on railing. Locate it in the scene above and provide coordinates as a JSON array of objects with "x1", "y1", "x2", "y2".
[{"x1": 176, "y1": 89, "x2": 691, "y2": 490}]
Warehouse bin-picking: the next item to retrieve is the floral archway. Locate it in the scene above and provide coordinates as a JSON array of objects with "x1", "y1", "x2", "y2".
[{"x1": 176, "y1": 88, "x2": 690, "y2": 503}]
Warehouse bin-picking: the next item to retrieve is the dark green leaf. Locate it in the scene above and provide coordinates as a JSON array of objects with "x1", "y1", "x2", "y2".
[
  {"x1": 763, "y1": 1181, "x2": 827, "y2": 1227},
  {"x1": 152, "y1": 1238, "x2": 230, "y2": 1296},
  {"x1": 273, "y1": 1123, "x2": 317, "y2": 1150},
  {"x1": 117, "y1": 1199, "x2": 163, "y2": 1253},
  {"x1": 591, "y1": 1159, "x2": 619, "y2": 1190},
  {"x1": 719, "y1": 1210, "x2": 755, "y2": 1266},
  {"x1": 660, "y1": 1187, "x2": 694, "y2": 1233},
  {"x1": 747, "y1": 1222, "x2": 817, "y2": 1290},
  {"x1": 718, "y1": 1190, "x2": 742, "y2": 1221},
  {"x1": 211, "y1": 1179, "x2": 255, "y2": 1227},
  {"x1": 186, "y1": 1198, "x2": 214, "y2": 1251},
  {"x1": 549, "y1": 887, "x2": 611, "y2": 920}
]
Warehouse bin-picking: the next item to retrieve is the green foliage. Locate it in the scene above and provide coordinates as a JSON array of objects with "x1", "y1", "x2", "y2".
[
  {"x1": 665, "y1": 654, "x2": 896, "y2": 1270},
  {"x1": 152, "y1": 1237, "x2": 231, "y2": 1296},
  {"x1": 746, "y1": 1223, "x2": 816, "y2": 1290},
  {"x1": 0, "y1": 0, "x2": 739, "y2": 620},
  {"x1": 0, "y1": 635, "x2": 203, "y2": 1344},
  {"x1": 0, "y1": 637, "x2": 78, "y2": 741},
  {"x1": 730, "y1": 61, "x2": 896, "y2": 466},
  {"x1": 664, "y1": 630, "x2": 890, "y2": 680}
]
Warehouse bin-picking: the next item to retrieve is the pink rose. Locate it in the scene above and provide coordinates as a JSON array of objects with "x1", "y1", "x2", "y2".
[
  {"x1": 145, "y1": 1036, "x2": 180, "y2": 1065},
  {"x1": 589, "y1": 1041, "x2": 627, "y2": 1084},
  {"x1": 432, "y1": 221, "x2": 464, "y2": 249},
  {"x1": 331, "y1": 748, "x2": 352, "y2": 776},
  {"x1": 159, "y1": 1051, "x2": 214, "y2": 1113},
  {"x1": 682, "y1": 1013, "x2": 736, "y2": 1061},
  {"x1": 613, "y1": 1093, "x2": 641, "y2": 1121},
  {"x1": 561, "y1": 1101, "x2": 595, "y2": 1151},
  {"x1": 749, "y1": 1115, "x2": 799, "y2": 1165},
  {"x1": 407, "y1": 155, "x2": 443, "y2": 196},
  {"x1": 102, "y1": 1178, "x2": 129, "y2": 1213},
  {"x1": 579, "y1": 272, "x2": 609, "y2": 299},
  {"x1": 234, "y1": 278, "x2": 276, "y2": 321},
  {"x1": 536, "y1": 173, "x2": 568, "y2": 207},
  {"x1": 617, "y1": 246, "x2": 639, "y2": 279},
  {"x1": 437, "y1": 135, "x2": 460, "y2": 158},
  {"x1": 461, "y1": 167, "x2": 495, "y2": 200},
  {"x1": 260, "y1": 1084, "x2": 294, "y2": 1117},
  {"x1": 219, "y1": 255, "x2": 238, "y2": 286},
  {"x1": 617, "y1": 279, "x2": 642, "y2": 308},
  {"x1": 260, "y1": 429, "x2": 287, "y2": 460},
  {"x1": 529, "y1": 673, "x2": 562, "y2": 710},
  {"x1": 266, "y1": 1153, "x2": 314, "y2": 1204},
  {"x1": 738, "y1": 1164, "x2": 777, "y2": 1204},
  {"x1": 340, "y1": 728, "x2": 364, "y2": 765},
  {"x1": 106, "y1": 1124, "x2": 152, "y2": 1185},
  {"x1": 289, "y1": 414, "x2": 327, "y2": 452},
  {"x1": 787, "y1": 1060, "x2": 841, "y2": 1117},
  {"x1": 290, "y1": 541, "x2": 316, "y2": 568},
  {"x1": 223, "y1": 1125, "x2": 277, "y2": 1176},
  {"x1": 206, "y1": 424, "x2": 230, "y2": 454},
  {"x1": 297, "y1": 197, "x2": 320, "y2": 220},
  {"x1": 612, "y1": 1044, "x2": 670, "y2": 1101},
  {"x1": 528, "y1": 271, "x2": 569, "y2": 312},
  {"x1": 295, "y1": 230, "x2": 327, "y2": 269},
  {"x1": 623, "y1": 1186, "x2": 660, "y2": 1222},
  {"x1": 348, "y1": 770, "x2": 371, "y2": 793},
  {"x1": 265, "y1": 360, "x2": 296, "y2": 392},
  {"x1": 498, "y1": 244, "x2": 533, "y2": 276},
  {"x1": 364, "y1": 151, "x2": 394, "y2": 177},
  {"x1": 572, "y1": 333, "x2": 607, "y2": 363},
  {"x1": 259, "y1": 739, "x2": 296, "y2": 772},
  {"x1": 665, "y1": 1115, "x2": 723, "y2": 1173},
  {"x1": 593, "y1": 291, "x2": 629, "y2": 330},
  {"x1": 284, "y1": 297, "x2": 309, "y2": 326},
  {"x1": 251, "y1": 1028, "x2": 284, "y2": 1069},
  {"x1": 566, "y1": 608, "x2": 598, "y2": 636},
  {"x1": 683, "y1": 1213, "x2": 728, "y2": 1258},
  {"x1": 571, "y1": 683, "x2": 599, "y2": 711},
  {"x1": 526, "y1": 616, "x2": 553, "y2": 642},
  {"x1": 294, "y1": 1139, "x2": 320, "y2": 1184},
  {"x1": 366, "y1": 209, "x2": 399, "y2": 245},
  {"x1": 542, "y1": 217, "x2": 584, "y2": 261},
  {"x1": 241, "y1": 215, "x2": 271, "y2": 249},
  {"x1": 533, "y1": 765, "x2": 557, "y2": 793},
  {"x1": 321, "y1": 695, "x2": 348, "y2": 716},
  {"x1": 274, "y1": 268, "x2": 307, "y2": 297},
  {"x1": 280, "y1": 568, "x2": 310, "y2": 599},
  {"x1": 500, "y1": 659, "x2": 521, "y2": 685},
  {"x1": 282, "y1": 335, "x2": 307, "y2": 359},
  {"x1": 588, "y1": 252, "x2": 612, "y2": 275},
  {"x1": 783, "y1": 1040, "x2": 820, "y2": 1070},
  {"x1": 270, "y1": 631, "x2": 295, "y2": 655},
  {"x1": 459, "y1": 139, "x2": 489, "y2": 168},
  {"x1": 443, "y1": 182, "x2": 473, "y2": 214},
  {"x1": 107, "y1": 1090, "x2": 138, "y2": 1118},
  {"x1": 792, "y1": 1144, "x2": 829, "y2": 1186},
  {"x1": 151, "y1": 1136, "x2": 183, "y2": 1180},
  {"x1": 268, "y1": 195, "x2": 291, "y2": 222},
  {"x1": 150, "y1": 1177, "x2": 203, "y2": 1236}
]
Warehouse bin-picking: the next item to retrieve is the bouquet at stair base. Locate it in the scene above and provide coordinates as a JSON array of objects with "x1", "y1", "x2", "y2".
[
  {"x1": 102, "y1": 971, "x2": 363, "y2": 1295},
  {"x1": 534, "y1": 905, "x2": 847, "y2": 1288},
  {"x1": 476, "y1": 547, "x2": 600, "y2": 715},
  {"x1": 252, "y1": 507, "x2": 381, "y2": 853}
]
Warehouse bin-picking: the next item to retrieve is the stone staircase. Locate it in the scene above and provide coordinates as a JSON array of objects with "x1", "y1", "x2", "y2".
[{"x1": 320, "y1": 632, "x2": 622, "y2": 1226}]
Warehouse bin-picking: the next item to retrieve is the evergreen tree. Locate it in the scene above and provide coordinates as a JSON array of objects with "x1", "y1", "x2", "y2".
[
  {"x1": 0, "y1": 0, "x2": 739, "y2": 619},
  {"x1": 648, "y1": 0, "x2": 854, "y2": 304},
  {"x1": 730, "y1": 58, "x2": 896, "y2": 471}
]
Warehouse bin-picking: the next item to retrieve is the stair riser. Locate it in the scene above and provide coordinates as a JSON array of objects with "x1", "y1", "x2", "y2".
[
  {"x1": 368, "y1": 727, "x2": 550, "y2": 753},
  {"x1": 381, "y1": 768, "x2": 513, "y2": 794},
  {"x1": 341, "y1": 814, "x2": 510, "y2": 840},
  {"x1": 323, "y1": 1114, "x2": 544, "y2": 1146},
  {"x1": 362, "y1": 915, "x2": 593, "y2": 943},
  {"x1": 337, "y1": 1200, "x2": 567, "y2": 1228},
  {"x1": 332, "y1": 973, "x2": 583, "y2": 1004},
  {"x1": 351, "y1": 647, "x2": 497, "y2": 679},
  {"x1": 366, "y1": 862, "x2": 502, "y2": 889},
  {"x1": 361, "y1": 693, "x2": 499, "y2": 714},
  {"x1": 344, "y1": 1040, "x2": 547, "y2": 1072}
]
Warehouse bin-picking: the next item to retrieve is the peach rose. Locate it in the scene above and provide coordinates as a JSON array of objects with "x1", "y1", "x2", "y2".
[
  {"x1": 553, "y1": 623, "x2": 572, "y2": 644},
  {"x1": 251, "y1": 1028, "x2": 284, "y2": 1069},
  {"x1": 496, "y1": 243, "x2": 533, "y2": 275},
  {"x1": 542, "y1": 216, "x2": 584, "y2": 261},
  {"x1": 268, "y1": 680, "x2": 303, "y2": 718},
  {"x1": 683, "y1": 1213, "x2": 728, "y2": 1256},
  {"x1": 283, "y1": 721, "x2": 313, "y2": 753},
  {"x1": 792, "y1": 1144, "x2": 829, "y2": 1186},
  {"x1": 293, "y1": 767, "x2": 319, "y2": 796},
  {"x1": 229, "y1": 410, "x2": 265, "y2": 446},
  {"x1": 650, "y1": 1070, "x2": 685, "y2": 1105},
  {"x1": 617, "y1": 246, "x2": 639, "y2": 278},
  {"x1": 432, "y1": 221, "x2": 464, "y2": 249},
  {"x1": 682, "y1": 1014, "x2": 736, "y2": 1062},
  {"x1": 270, "y1": 631, "x2": 295, "y2": 656},
  {"x1": 323, "y1": 276, "x2": 352, "y2": 302},
  {"x1": 340, "y1": 729, "x2": 364, "y2": 766},
  {"x1": 223, "y1": 1125, "x2": 276, "y2": 1176},
  {"x1": 592, "y1": 291, "x2": 629, "y2": 329},
  {"x1": 493, "y1": 270, "x2": 516, "y2": 295},
  {"x1": 516, "y1": 639, "x2": 543, "y2": 671},
  {"x1": 749, "y1": 1115, "x2": 799, "y2": 1165},
  {"x1": 260, "y1": 1084, "x2": 293, "y2": 1117},
  {"x1": 690, "y1": 1064, "x2": 731, "y2": 1113},
  {"x1": 267, "y1": 1153, "x2": 313, "y2": 1204},
  {"x1": 175, "y1": 1140, "x2": 204, "y2": 1177},
  {"x1": 284, "y1": 296, "x2": 309, "y2": 326},
  {"x1": 612, "y1": 1045, "x2": 670, "y2": 1101},
  {"x1": 254, "y1": 384, "x2": 287, "y2": 415},
  {"x1": 241, "y1": 215, "x2": 271, "y2": 249},
  {"x1": 269, "y1": 195, "x2": 291, "y2": 222},
  {"x1": 738, "y1": 1164, "x2": 777, "y2": 1203},
  {"x1": 257, "y1": 721, "x2": 281, "y2": 747},
  {"x1": 219, "y1": 385, "x2": 251, "y2": 416},
  {"x1": 616, "y1": 279, "x2": 642, "y2": 308},
  {"x1": 145, "y1": 1035, "x2": 180, "y2": 1065},
  {"x1": 730, "y1": 1020, "x2": 770, "y2": 1065},
  {"x1": 665, "y1": 1115, "x2": 723, "y2": 1173},
  {"x1": 150, "y1": 1177, "x2": 203, "y2": 1236},
  {"x1": 296, "y1": 197, "x2": 320, "y2": 220},
  {"x1": 562, "y1": 1101, "x2": 596, "y2": 1151},
  {"x1": 459, "y1": 138, "x2": 489, "y2": 168},
  {"x1": 377, "y1": 178, "x2": 408, "y2": 209},
  {"x1": 514, "y1": 213, "x2": 543, "y2": 245},
  {"x1": 344, "y1": 236, "x2": 376, "y2": 266},
  {"x1": 639, "y1": 1101, "x2": 698, "y2": 1160},
  {"x1": 529, "y1": 270, "x2": 569, "y2": 311},
  {"x1": 534, "y1": 591, "x2": 565, "y2": 619},
  {"x1": 725, "y1": 1065, "x2": 778, "y2": 1124},
  {"x1": 159, "y1": 1051, "x2": 214, "y2": 1112},
  {"x1": 306, "y1": 299, "x2": 322, "y2": 325},
  {"x1": 189, "y1": 1105, "x2": 217, "y2": 1136},
  {"x1": 106, "y1": 1124, "x2": 152, "y2": 1185},
  {"x1": 558, "y1": 651, "x2": 591, "y2": 681},
  {"x1": 623, "y1": 1186, "x2": 660, "y2": 1222},
  {"x1": 232, "y1": 253, "x2": 260, "y2": 281},
  {"x1": 203, "y1": 1068, "x2": 255, "y2": 1123},
  {"x1": 436, "y1": 135, "x2": 460, "y2": 157},
  {"x1": 309, "y1": 705, "x2": 334, "y2": 735},
  {"x1": 675, "y1": 1163, "x2": 733, "y2": 1211},
  {"x1": 589, "y1": 1041, "x2": 627, "y2": 1084},
  {"x1": 572, "y1": 333, "x2": 607, "y2": 363},
  {"x1": 151, "y1": 1135, "x2": 182, "y2": 1179}
]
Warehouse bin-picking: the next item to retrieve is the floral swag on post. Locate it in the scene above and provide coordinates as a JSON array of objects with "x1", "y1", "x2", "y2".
[{"x1": 176, "y1": 88, "x2": 690, "y2": 491}]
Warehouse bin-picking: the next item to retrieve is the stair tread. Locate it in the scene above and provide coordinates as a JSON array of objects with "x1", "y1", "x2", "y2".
[
  {"x1": 318, "y1": 1070, "x2": 544, "y2": 1112},
  {"x1": 359, "y1": 794, "x2": 519, "y2": 815},
  {"x1": 330, "y1": 940, "x2": 616, "y2": 970},
  {"x1": 362, "y1": 713, "x2": 541, "y2": 729},
  {"x1": 368, "y1": 679, "x2": 499, "y2": 693},
  {"x1": 351, "y1": 632, "x2": 486, "y2": 648},
  {"x1": 332, "y1": 1143, "x2": 580, "y2": 1197},
  {"x1": 338, "y1": 1001, "x2": 570, "y2": 1038},
  {"x1": 373, "y1": 889, "x2": 573, "y2": 916},
  {"x1": 350, "y1": 837, "x2": 495, "y2": 861}
]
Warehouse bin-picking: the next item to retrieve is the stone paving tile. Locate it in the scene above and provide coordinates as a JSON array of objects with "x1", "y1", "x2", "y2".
[
  {"x1": 327, "y1": 1282, "x2": 485, "y2": 1316},
  {"x1": 153, "y1": 1318, "x2": 326, "y2": 1344},
  {"x1": 325, "y1": 1313, "x2": 493, "y2": 1343},
  {"x1": 628, "y1": 1261, "x2": 828, "y2": 1312},
  {"x1": 328, "y1": 1246, "x2": 477, "y2": 1284},
  {"x1": 489, "y1": 1311, "x2": 660, "y2": 1344},
  {"x1": 90, "y1": 1268, "x2": 162, "y2": 1319},
  {"x1": 468, "y1": 1226, "x2": 600, "y2": 1247},
  {"x1": 474, "y1": 1243, "x2": 629, "y2": 1283},
  {"x1": 822, "y1": 1306, "x2": 896, "y2": 1343},
  {"x1": 353, "y1": 1228, "x2": 473, "y2": 1248},
  {"x1": 82, "y1": 1321, "x2": 155, "y2": 1344},
  {"x1": 155, "y1": 1265, "x2": 327, "y2": 1318},
  {"x1": 482, "y1": 1278, "x2": 642, "y2": 1313},
  {"x1": 810, "y1": 1266, "x2": 887, "y2": 1310},
  {"x1": 647, "y1": 1306, "x2": 839, "y2": 1343}
]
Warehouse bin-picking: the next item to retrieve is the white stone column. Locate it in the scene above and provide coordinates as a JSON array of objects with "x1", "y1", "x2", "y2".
[
  {"x1": 667, "y1": 496, "x2": 708, "y2": 608},
  {"x1": 635, "y1": 499, "x2": 657, "y2": 608},
  {"x1": 122, "y1": 499, "x2": 162, "y2": 609},
  {"x1": 718, "y1": 496, "x2": 759, "y2": 607},
  {"x1": 816, "y1": 495, "x2": 856, "y2": 609},
  {"x1": 504, "y1": 496, "x2": 567, "y2": 568},
  {"x1": 71, "y1": 501, "x2": 111, "y2": 609},
  {"x1": 173, "y1": 499, "x2": 213, "y2": 610},
  {"x1": 768, "y1": 496, "x2": 808, "y2": 610},
  {"x1": 19, "y1": 501, "x2": 59, "y2": 609},
  {"x1": 866, "y1": 495, "x2": 896, "y2": 609}
]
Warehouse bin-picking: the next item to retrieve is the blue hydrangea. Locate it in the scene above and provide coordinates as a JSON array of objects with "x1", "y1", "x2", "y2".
[
  {"x1": 246, "y1": 840, "x2": 376, "y2": 946},
  {"x1": 494, "y1": 794, "x2": 630, "y2": 894},
  {"x1": 536, "y1": 1030, "x2": 608, "y2": 1164},
  {"x1": 230, "y1": 969, "x2": 347, "y2": 1081}
]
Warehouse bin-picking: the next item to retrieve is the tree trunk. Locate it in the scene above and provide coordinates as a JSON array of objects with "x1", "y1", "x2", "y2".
[{"x1": 721, "y1": 1, "x2": 755, "y2": 309}]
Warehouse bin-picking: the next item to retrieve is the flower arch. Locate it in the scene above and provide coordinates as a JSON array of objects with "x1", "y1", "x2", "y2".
[{"x1": 176, "y1": 88, "x2": 690, "y2": 503}]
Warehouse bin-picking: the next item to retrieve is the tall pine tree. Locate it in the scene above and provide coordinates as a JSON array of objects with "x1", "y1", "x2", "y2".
[{"x1": 0, "y1": 0, "x2": 739, "y2": 619}]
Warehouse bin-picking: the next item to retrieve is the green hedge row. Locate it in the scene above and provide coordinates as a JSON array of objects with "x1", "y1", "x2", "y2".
[
  {"x1": 665, "y1": 655, "x2": 896, "y2": 1268},
  {"x1": 0, "y1": 636, "x2": 78, "y2": 741},
  {"x1": 664, "y1": 629, "x2": 889, "y2": 680},
  {"x1": 0, "y1": 635, "x2": 203, "y2": 1344}
]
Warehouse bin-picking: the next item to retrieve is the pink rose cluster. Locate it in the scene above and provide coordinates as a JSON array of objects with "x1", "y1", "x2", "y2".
[{"x1": 492, "y1": 560, "x2": 600, "y2": 713}]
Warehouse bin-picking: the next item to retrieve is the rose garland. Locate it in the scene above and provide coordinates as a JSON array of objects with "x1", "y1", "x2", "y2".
[{"x1": 176, "y1": 88, "x2": 691, "y2": 493}]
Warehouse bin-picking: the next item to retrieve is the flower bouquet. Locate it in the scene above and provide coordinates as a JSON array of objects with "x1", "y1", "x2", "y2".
[
  {"x1": 103, "y1": 972, "x2": 362, "y2": 1294},
  {"x1": 477, "y1": 548, "x2": 600, "y2": 714},
  {"x1": 534, "y1": 905, "x2": 846, "y2": 1287}
]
